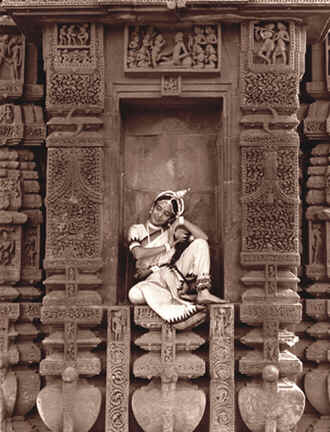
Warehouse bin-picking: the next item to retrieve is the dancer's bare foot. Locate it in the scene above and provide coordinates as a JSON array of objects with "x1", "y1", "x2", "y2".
[{"x1": 196, "y1": 289, "x2": 227, "y2": 304}]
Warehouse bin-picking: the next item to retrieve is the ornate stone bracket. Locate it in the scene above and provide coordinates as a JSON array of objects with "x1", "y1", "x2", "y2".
[{"x1": 37, "y1": 265, "x2": 103, "y2": 432}]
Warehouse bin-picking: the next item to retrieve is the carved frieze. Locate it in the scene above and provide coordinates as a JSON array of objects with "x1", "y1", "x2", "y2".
[
  {"x1": 43, "y1": 23, "x2": 104, "y2": 113},
  {"x1": 125, "y1": 24, "x2": 220, "y2": 73}
]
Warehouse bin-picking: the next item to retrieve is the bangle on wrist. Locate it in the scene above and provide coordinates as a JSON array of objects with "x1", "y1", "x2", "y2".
[
  {"x1": 164, "y1": 242, "x2": 171, "y2": 253},
  {"x1": 178, "y1": 216, "x2": 184, "y2": 225}
]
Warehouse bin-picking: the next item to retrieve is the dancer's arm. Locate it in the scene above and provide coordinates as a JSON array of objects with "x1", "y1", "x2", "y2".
[{"x1": 170, "y1": 218, "x2": 208, "y2": 241}]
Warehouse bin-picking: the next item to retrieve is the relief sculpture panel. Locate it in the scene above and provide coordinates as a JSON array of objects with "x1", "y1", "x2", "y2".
[{"x1": 125, "y1": 24, "x2": 220, "y2": 73}]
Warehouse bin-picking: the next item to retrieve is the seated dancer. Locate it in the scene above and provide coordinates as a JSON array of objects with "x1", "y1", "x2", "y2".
[{"x1": 128, "y1": 189, "x2": 226, "y2": 329}]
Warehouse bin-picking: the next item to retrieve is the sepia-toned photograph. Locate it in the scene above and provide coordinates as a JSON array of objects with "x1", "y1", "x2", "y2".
[{"x1": 0, "y1": 0, "x2": 327, "y2": 430}]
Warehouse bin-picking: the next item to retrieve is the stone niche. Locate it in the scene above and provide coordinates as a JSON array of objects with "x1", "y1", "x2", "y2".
[{"x1": 119, "y1": 98, "x2": 224, "y2": 299}]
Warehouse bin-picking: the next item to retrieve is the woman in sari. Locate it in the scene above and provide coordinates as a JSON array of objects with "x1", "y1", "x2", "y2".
[{"x1": 128, "y1": 189, "x2": 225, "y2": 329}]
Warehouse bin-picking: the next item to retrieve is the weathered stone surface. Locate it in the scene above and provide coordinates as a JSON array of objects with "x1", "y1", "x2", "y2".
[
  {"x1": 37, "y1": 380, "x2": 101, "y2": 432},
  {"x1": 239, "y1": 379, "x2": 305, "y2": 432},
  {"x1": 132, "y1": 380, "x2": 206, "y2": 432}
]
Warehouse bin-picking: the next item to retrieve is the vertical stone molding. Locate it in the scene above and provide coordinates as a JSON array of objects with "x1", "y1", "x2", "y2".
[
  {"x1": 238, "y1": 20, "x2": 306, "y2": 431},
  {"x1": 209, "y1": 304, "x2": 235, "y2": 432},
  {"x1": 106, "y1": 306, "x2": 130, "y2": 432},
  {"x1": 303, "y1": 141, "x2": 330, "y2": 432}
]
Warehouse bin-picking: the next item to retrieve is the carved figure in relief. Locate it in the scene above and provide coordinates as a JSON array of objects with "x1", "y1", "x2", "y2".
[
  {"x1": 272, "y1": 22, "x2": 290, "y2": 65},
  {"x1": 205, "y1": 25, "x2": 217, "y2": 44},
  {"x1": 8, "y1": 35, "x2": 23, "y2": 80},
  {"x1": 255, "y1": 23, "x2": 276, "y2": 65},
  {"x1": 255, "y1": 22, "x2": 290, "y2": 66},
  {"x1": 58, "y1": 25, "x2": 68, "y2": 45},
  {"x1": 77, "y1": 24, "x2": 89, "y2": 45},
  {"x1": 128, "y1": 25, "x2": 217, "y2": 70},
  {"x1": 0, "y1": 35, "x2": 8, "y2": 66},
  {"x1": 205, "y1": 44, "x2": 217, "y2": 68},
  {"x1": 128, "y1": 189, "x2": 226, "y2": 328},
  {"x1": 67, "y1": 25, "x2": 77, "y2": 45},
  {"x1": 311, "y1": 224, "x2": 322, "y2": 264},
  {"x1": 111, "y1": 311, "x2": 125, "y2": 341},
  {"x1": 24, "y1": 235, "x2": 36, "y2": 266},
  {"x1": 0, "y1": 105, "x2": 13, "y2": 124},
  {"x1": 171, "y1": 32, "x2": 192, "y2": 67},
  {"x1": 0, "y1": 230, "x2": 15, "y2": 266},
  {"x1": 152, "y1": 34, "x2": 166, "y2": 68}
]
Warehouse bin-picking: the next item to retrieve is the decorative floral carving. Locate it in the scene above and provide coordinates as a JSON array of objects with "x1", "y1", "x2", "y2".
[
  {"x1": 106, "y1": 307, "x2": 130, "y2": 432},
  {"x1": 48, "y1": 72, "x2": 102, "y2": 107},
  {"x1": 161, "y1": 75, "x2": 181, "y2": 96},
  {"x1": 45, "y1": 148, "x2": 103, "y2": 268},
  {"x1": 241, "y1": 72, "x2": 298, "y2": 110},
  {"x1": 210, "y1": 305, "x2": 234, "y2": 432}
]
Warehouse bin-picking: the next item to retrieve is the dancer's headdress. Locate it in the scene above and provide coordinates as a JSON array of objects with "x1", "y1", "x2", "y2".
[{"x1": 153, "y1": 188, "x2": 190, "y2": 216}]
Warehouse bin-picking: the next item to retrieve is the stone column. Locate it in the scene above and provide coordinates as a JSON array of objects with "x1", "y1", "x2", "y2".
[
  {"x1": 36, "y1": 22, "x2": 105, "y2": 432},
  {"x1": 238, "y1": 20, "x2": 306, "y2": 431},
  {"x1": 0, "y1": 15, "x2": 45, "y2": 432},
  {"x1": 303, "y1": 36, "x2": 330, "y2": 429}
]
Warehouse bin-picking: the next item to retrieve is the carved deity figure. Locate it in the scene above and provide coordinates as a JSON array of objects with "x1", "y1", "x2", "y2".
[
  {"x1": 272, "y1": 22, "x2": 290, "y2": 65},
  {"x1": 311, "y1": 224, "x2": 322, "y2": 264},
  {"x1": 128, "y1": 189, "x2": 226, "y2": 329},
  {"x1": 67, "y1": 25, "x2": 78, "y2": 45},
  {"x1": 0, "y1": 35, "x2": 8, "y2": 67},
  {"x1": 77, "y1": 24, "x2": 89, "y2": 45},
  {"x1": 151, "y1": 34, "x2": 166, "y2": 68},
  {"x1": 112, "y1": 311, "x2": 125, "y2": 341},
  {"x1": 58, "y1": 25, "x2": 68, "y2": 45},
  {"x1": 8, "y1": 35, "x2": 22, "y2": 80},
  {"x1": 0, "y1": 230, "x2": 15, "y2": 266},
  {"x1": 171, "y1": 32, "x2": 192, "y2": 67},
  {"x1": 0, "y1": 105, "x2": 13, "y2": 124},
  {"x1": 255, "y1": 23, "x2": 276, "y2": 65}
]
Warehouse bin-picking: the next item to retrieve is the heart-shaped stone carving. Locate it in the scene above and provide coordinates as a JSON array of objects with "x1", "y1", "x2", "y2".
[
  {"x1": 37, "y1": 381, "x2": 101, "y2": 432},
  {"x1": 304, "y1": 369, "x2": 330, "y2": 415},
  {"x1": 238, "y1": 380, "x2": 305, "y2": 432},
  {"x1": 132, "y1": 380, "x2": 206, "y2": 432}
]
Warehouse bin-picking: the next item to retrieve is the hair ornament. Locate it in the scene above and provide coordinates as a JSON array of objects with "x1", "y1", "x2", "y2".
[{"x1": 154, "y1": 188, "x2": 191, "y2": 216}]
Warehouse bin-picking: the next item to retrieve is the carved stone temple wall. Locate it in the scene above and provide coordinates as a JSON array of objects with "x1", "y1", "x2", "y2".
[{"x1": 0, "y1": 1, "x2": 328, "y2": 432}]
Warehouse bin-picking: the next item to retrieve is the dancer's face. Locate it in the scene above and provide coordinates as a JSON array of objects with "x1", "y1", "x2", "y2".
[{"x1": 149, "y1": 200, "x2": 174, "y2": 227}]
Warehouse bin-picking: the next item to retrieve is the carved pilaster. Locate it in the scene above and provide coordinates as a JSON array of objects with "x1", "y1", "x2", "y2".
[
  {"x1": 38, "y1": 20, "x2": 104, "y2": 432},
  {"x1": 0, "y1": 18, "x2": 45, "y2": 430},
  {"x1": 238, "y1": 20, "x2": 306, "y2": 431},
  {"x1": 303, "y1": 141, "x2": 330, "y2": 432},
  {"x1": 209, "y1": 305, "x2": 235, "y2": 432},
  {"x1": 43, "y1": 22, "x2": 104, "y2": 272},
  {"x1": 106, "y1": 306, "x2": 130, "y2": 432}
]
